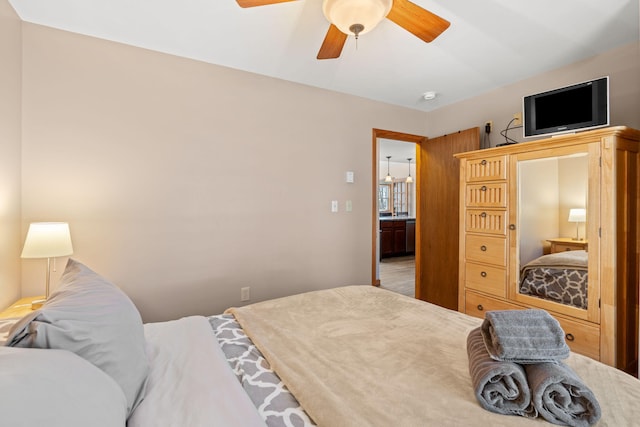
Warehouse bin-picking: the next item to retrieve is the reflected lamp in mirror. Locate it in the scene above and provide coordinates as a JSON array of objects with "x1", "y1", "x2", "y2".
[
  {"x1": 567, "y1": 208, "x2": 586, "y2": 241},
  {"x1": 21, "y1": 222, "x2": 74, "y2": 308}
]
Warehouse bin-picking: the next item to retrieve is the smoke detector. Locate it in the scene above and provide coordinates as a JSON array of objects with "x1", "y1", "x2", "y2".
[{"x1": 422, "y1": 91, "x2": 437, "y2": 100}]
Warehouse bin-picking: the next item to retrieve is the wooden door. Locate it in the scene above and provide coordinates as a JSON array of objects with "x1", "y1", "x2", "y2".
[{"x1": 416, "y1": 128, "x2": 480, "y2": 310}]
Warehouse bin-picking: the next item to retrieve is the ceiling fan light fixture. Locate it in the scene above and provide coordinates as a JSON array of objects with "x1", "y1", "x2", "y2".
[{"x1": 322, "y1": 0, "x2": 392, "y2": 37}]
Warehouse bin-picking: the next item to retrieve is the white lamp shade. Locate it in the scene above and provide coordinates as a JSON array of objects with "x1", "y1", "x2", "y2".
[
  {"x1": 567, "y1": 208, "x2": 587, "y2": 223},
  {"x1": 322, "y1": 0, "x2": 392, "y2": 36},
  {"x1": 21, "y1": 222, "x2": 73, "y2": 259}
]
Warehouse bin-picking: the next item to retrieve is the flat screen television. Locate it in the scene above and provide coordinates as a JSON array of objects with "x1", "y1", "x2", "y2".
[{"x1": 523, "y1": 76, "x2": 609, "y2": 138}]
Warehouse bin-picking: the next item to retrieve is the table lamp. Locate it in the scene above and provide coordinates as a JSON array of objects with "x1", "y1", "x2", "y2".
[
  {"x1": 567, "y1": 208, "x2": 586, "y2": 241},
  {"x1": 21, "y1": 222, "x2": 73, "y2": 308}
]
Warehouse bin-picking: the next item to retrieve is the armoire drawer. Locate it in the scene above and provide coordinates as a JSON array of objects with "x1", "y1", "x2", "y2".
[
  {"x1": 465, "y1": 234, "x2": 507, "y2": 266},
  {"x1": 464, "y1": 290, "x2": 522, "y2": 319},
  {"x1": 465, "y1": 155, "x2": 507, "y2": 182},
  {"x1": 464, "y1": 291, "x2": 601, "y2": 361},
  {"x1": 553, "y1": 316, "x2": 600, "y2": 361},
  {"x1": 465, "y1": 183, "x2": 507, "y2": 208},
  {"x1": 465, "y1": 262, "x2": 506, "y2": 297},
  {"x1": 465, "y1": 209, "x2": 507, "y2": 235}
]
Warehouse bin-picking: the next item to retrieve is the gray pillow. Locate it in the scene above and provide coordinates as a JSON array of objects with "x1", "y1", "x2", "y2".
[
  {"x1": 0, "y1": 347, "x2": 128, "y2": 427},
  {"x1": 6, "y1": 258, "x2": 149, "y2": 416}
]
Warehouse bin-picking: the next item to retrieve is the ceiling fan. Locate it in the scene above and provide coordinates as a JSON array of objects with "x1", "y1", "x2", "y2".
[{"x1": 235, "y1": 0, "x2": 450, "y2": 59}]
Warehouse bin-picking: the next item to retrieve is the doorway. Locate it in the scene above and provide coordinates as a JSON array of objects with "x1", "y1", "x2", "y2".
[
  {"x1": 371, "y1": 129, "x2": 426, "y2": 298},
  {"x1": 372, "y1": 127, "x2": 480, "y2": 309}
]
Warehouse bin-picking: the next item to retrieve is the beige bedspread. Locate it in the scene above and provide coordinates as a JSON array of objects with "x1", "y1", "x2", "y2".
[{"x1": 227, "y1": 286, "x2": 640, "y2": 426}]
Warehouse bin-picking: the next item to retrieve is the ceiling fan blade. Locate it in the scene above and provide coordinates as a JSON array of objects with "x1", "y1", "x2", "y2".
[
  {"x1": 236, "y1": 0, "x2": 297, "y2": 8},
  {"x1": 317, "y1": 24, "x2": 348, "y2": 60},
  {"x1": 386, "y1": 0, "x2": 450, "y2": 43}
]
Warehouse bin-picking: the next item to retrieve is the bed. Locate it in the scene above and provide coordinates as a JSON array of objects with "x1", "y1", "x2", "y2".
[
  {"x1": 2, "y1": 259, "x2": 640, "y2": 427},
  {"x1": 519, "y1": 250, "x2": 589, "y2": 309}
]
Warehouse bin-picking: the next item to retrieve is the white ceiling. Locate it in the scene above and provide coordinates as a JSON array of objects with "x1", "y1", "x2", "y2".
[
  {"x1": 8, "y1": 0, "x2": 639, "y2": 113},
  {"x1": 380, "y1": 139, "x2": 416, "y2": 164}
]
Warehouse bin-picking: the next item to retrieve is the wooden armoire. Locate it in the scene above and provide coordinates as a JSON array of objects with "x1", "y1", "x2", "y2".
[{"x1": 455, "y1": 126, "x2": 639, "y2": 375}]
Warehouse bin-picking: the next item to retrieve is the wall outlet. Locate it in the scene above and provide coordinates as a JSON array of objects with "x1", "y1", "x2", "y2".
[
  {"x1": 485, "y1": 121, "x2": 492, "y2": 133},
  {"x1": 513, "y1": 112, "x2": 522, "y2": 126},
  {"x1": 241, "y1": 287, "x2": 250, "y2": 302},
  {"x1": 345, "y1": 200, "x2": 352, "y2": 212},
  {"x1": 331, "y1": 200, "x2": 338, "y2": 212}
]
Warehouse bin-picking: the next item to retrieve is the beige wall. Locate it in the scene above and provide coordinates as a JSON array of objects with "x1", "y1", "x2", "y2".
[
  {"x1": 10, "y1": 13, "x2": 640, "y2": 322},
  {"x1": 19, "y1": 24, "x2": 427, "y2": 322},
  {"x1": 425, "y1": 42, "x2": 640, "y2": 143},
  {"x1": 518, "y1": 159, "x2": 560, "y2": 265},
  {"x1": 0, "y1": 0, "x2": 22, "y2": 308}
]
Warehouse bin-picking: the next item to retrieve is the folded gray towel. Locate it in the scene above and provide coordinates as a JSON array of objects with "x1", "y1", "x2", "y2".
[
  {"x1": 481, "y1": 309, "x2": 570, "y2": 363},
  {"x1": 525, "y1": 362, "x2": 601, "y2": 427},
  {"x1": 467, "y1": 327, "x2": 537, "y2": 418}
]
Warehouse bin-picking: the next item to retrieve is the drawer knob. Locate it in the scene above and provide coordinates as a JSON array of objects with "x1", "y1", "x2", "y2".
[
  {"x1": 480, "y1": 185, "x2": 487, "y2": 191},
  {"x1": 480, "y1": 245, "x2": 487, "y2": 251},
  {"x1": 480, "y1": 212, "x2": 487, "y2": 218},
  {"x1": 566, "y1": 333, "x2": 575, "y2": 342},
  {"x1": 480, "y1": 159, "x2": 487, "y2": 165},
  {"x1": 477, "y1": 304, "x2": 484, "y2": 311},
  {"x1": 481, "y1": 271, "x2": 487, "y2": 278},
  {"x1": 509, "y1": 224, "x2": 516, "y2": 230}
]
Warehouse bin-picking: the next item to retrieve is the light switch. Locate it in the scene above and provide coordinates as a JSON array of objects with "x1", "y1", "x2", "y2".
[
  {"x1": 346, "y1": 200, "x2": 352, "y2": 212},
  {"x1": 331, "y1": 200, "x2": 338, "y2": 212},
  {"x1": 346, "y1": 171, "x2": 354, "y2": 183}
]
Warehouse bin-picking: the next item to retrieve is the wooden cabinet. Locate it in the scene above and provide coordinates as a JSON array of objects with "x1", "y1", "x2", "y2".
[
  {"x1": 405, "y1": 219, "x2": 415, "y2": 254},
  {"x1": 547, "y1": 237, "x2": 588, "y2": 254},
  {"x1": 460, "y1": 152, "x2": 509, "y2": 305},
  {"x1": 380, "y1": 219, "x2": 415, "y2": 258},
  {"x1": 456, "y1": 126, "x2": 640, "y2": 375}
]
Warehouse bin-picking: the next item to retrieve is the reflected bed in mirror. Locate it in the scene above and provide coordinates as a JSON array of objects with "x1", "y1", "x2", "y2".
[
  {"x1": 517, "y1": 152, "x2": 589, "y2": 310},
  {"x1": 519, "y1": 250, "x2": 588, "y2": 309}
]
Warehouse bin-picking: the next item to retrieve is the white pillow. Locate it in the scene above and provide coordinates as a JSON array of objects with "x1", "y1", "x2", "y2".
[
  {"x1": 0, "y1": 347, "x2": 127, "y2": 427},
  {"x1": 6, "y1": 259, "x2": 149, "y2": 416}
]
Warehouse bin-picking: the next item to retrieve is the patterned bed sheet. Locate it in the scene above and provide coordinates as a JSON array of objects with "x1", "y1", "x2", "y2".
[
  {"x1": 519, "y1": 251, "x2": 588, "y2": 310},
  {"x1": 208, "y1": 314, "x2": 315, "y2": 427}
]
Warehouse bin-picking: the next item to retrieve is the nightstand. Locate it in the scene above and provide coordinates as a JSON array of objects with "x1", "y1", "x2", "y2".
[
  {"x1": 0, "y1": 296, "x2": 45, "y2": 319},
  {"x1": 547, "y1": 237, "x2": 588, "y2": 254}
]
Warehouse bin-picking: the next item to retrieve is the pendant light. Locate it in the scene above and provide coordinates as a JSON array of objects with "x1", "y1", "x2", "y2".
[
  {"x1": 384, "y1": 156, "x2": 393, "y2": 182},
  {"x1": 406, "y1": 158, "x2": 414, "y2": 183}
]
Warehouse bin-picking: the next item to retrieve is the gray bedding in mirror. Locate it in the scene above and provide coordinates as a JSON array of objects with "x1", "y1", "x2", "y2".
[{"x1": 519, "y1": 250, "x2": 588, "y2": 309}]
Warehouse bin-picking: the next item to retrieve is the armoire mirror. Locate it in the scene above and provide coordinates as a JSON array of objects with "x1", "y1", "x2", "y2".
[{"x1": 515, "y1": 151, "x2": 590, "y2": 312}]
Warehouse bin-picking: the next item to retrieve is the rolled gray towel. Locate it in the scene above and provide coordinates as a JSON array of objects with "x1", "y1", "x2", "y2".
[
  {"x1": 525, "y1": 362, "x2": 601, "y2": 427},
  {"x1": 481, "y1": 309, "x2": 570, "y2": 363},
  {"x1": 467, "y1": 327, "x2": 537, "y2": 418}
]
